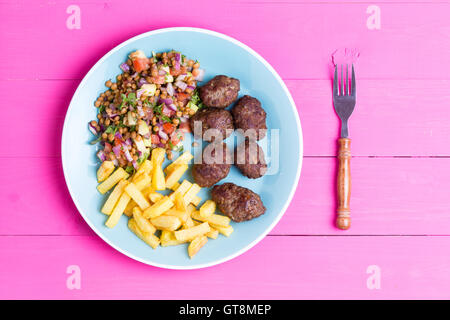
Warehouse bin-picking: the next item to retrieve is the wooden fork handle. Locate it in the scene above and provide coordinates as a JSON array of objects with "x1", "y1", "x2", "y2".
[{"x1": 336, "y1": 138, "x2": 351, "y2": 230}]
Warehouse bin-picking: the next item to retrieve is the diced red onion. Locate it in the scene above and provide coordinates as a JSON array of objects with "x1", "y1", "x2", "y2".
[
  {"x1": 187, "y1": 85, "x2": 196, "y2": 91},
  {"x1": 175, "y1": 53, "x2": 181, "y2": 62},
  {"x1": 143, "y1": 133, "x2": 151, "y2": 139},
  {"x1": 179, "y1": 116, "x2": 188, "y2": 123},
  {"x1": 124, "y1": 138, "x2": 132, "y2": 146},
  {"x1": 136, "y1": 89, "x2": 144, "y2": 99},
  {"x1": 167, "y1": 83, "x2": 175, "y2": 96},
  {"x1": 168, "y1": 103, "x2": 178, "y2": 111},
  {"x1": 137, "y1": 104, "x2": 145, "y2": 117},
  {"x1": 195, "y1": 69, "x2": 205, "y2": 81},
  {"x1": 139, "y1": 78, "x2": 147, "y2": 87},
  {"x1": 108, "y1": 113, "x2": 119, "y2": 119},
  {"x1": 97, "y1": 150, "x2": 106, "y2": 162},
  {"x1": 157, "y1": 143, "x2": 165, "y2": 148},
  {"x1": 175, "y1": 81, "x2": 187, "y2": 91},
  {"x1": 131, "y1": 72, "x2": 138, "y2": 78},
  {"x1": 122, "y1": 146, "x2": 133, "y2": 162},
  {"x1": 132, "y1": 160, "x2": 139, "y2": 170},
  {"x1": 162, "y1": 105, "x2": 175, "y2": 117},
  {"x1": 88, "y1": 123, "x2": 97, "y2": 135},
  {"x1": 112, "y1": 145, "x2": 122, "y2": 158},
  {"x1": 120, "y1": 63, "x2": 130, "y2": 72},
  {"x1": 159, "y1": 69, "x2": 166, "y2": 76},
  {"x1": 114, "y1": 131, "x2": 124, "y2": 141},
  {"x1": 158, "y1": 130, "x2": 169, "y2": 141},
  {"x1": 176, "y1": 74, "x2": 186, "y2": 81},
  {"x1": 159, "y1": 98, "x2": 173, "y2": 105},
  {"x1": 112, "y1": 159, "x2": 119, "y2": 166}
]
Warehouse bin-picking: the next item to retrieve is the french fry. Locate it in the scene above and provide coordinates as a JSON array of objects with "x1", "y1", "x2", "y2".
[
  {"x1": 128, "y1": 218, "x2": 159, "y2": 249},
  {"x1": 163, "y1": 208, "x2": 189, "y2": 223},
  {"x1": 170, "y1": 181, "x2": 180, "y2": 191},
  {"x1": 183, "y1": 216, "x2": 195, "y2": 229},
  {"x1": 152, "y1": 163, "x2": 165, "y2": 190},
  {"x1": 105, "y1": 191, "x2": 131, "y2": 228},
  {"x1": 191, "y1": 211, "x2": 231, "y2": 227},
  {"x1": 97, "y1": 161, "x2": 115, "y2": 182},
  {"x1": 151, "y1": 148, "x2": 166, "y2": 165},
  {"x1": 175, "y1": 192, "x2": 187, "y2": 212},
  {"x1": 165, "y1": 164, "x2": 188, "y2": 189},
  {"x1": 133, "y1": 207, "x2": 156, "y2": 234},
  {"x1": 123, "y1": 199, "x2": 136, "y2": 217},
  {"x1": 125, "y1": 182, "x2": 150, "y2": 210},
  {"x1": 183, "y1": 183, "x2": 201, "y2": 204},
  {"x1": 199, "y1": 200, "x2": 216, "y2": 218},
  {"x1": 151, "y1": 215, "x2": 182, "y2": 231},
  {"x1": 206, "y1": 228, "x2": 219, "y2": 239},
  {"x1": 188, "y1": 235, "x2": 208, "y2": 258},
  {"x1": 134, "y1": 159, "x2": 153, "y2": 177},
  {"x1": 97, "y1": 167, "x2": 129, "y2": 194},
  {"x1": 151, "y1": 148, "x2": 166, "y2": 190},
  {"x1": 149, "y1": 192, "x2": 164, "y2": 203},
  {"x1": 140, "y1": 186, "x2": 154, "y2": 198},
  {"x1": 169, "y1": 179, "x2": 192, "y2": 201},
  {"x1": 191, "y1": 195, "x2": 201, "y2": 207},
  {"x1": 211, "y1": 224, "x2": 234, "y2": 237},
  {"x1": 164, "y1": 151, "x2": 193, "y2": 174},
  {"x1": 133, "y1": 173, "x2": 151, "y2": 191},
  {"x1": 101, "y1": 180, "x2": 128, "y2": 215},
  {"x1": 160, "y1": 230, "x2": 186, "y2": 247},
  {"x1": 187, "y1": 203, "x2": 197, "y2": 214},
  {"x1": 143, "y1": 196, "x2": 174, "y2": 219},
  {"x1": 174, "y1": 222, "x2": 210, "y2": 241}
]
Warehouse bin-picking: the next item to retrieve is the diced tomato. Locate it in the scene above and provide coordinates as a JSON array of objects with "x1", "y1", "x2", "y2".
[
  {"x1": 178, "y1": 122, "x2": 191, "y2": 133},
  {"x1": 177, "y1": 92, "x2": 189, "y2": 101},
  {"x1": 132, "y1": 58, "x2": 149, "y2": 72},
  {"x1": 163, "y1": 123, "x2": 175, "y2": 134},
  {"x1": 151, "y1": 134, "x2": 160, "y2": 144},
  {"x1": 170, "y1": 131, "x2": 182, "y2": 145},
  {"x1": 104, "y1": 142, "x2": 112, "y2": 153},
  {"x1": 151, "y1": 75, "x2": 165, "y2": 84}
]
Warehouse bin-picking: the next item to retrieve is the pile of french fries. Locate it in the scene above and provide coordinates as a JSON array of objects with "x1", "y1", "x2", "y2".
[{"x1": 96, "y1": 148, "x2": 233, "y2": 258}]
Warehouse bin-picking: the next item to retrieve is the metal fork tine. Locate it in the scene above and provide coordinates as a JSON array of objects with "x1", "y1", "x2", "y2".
[
  {"x1": 333, "y1": 65, "x2": 338, "y2": 96},
  {"x1": 341, "y1": 65, "x2": 344, "y2": 96},
  {"x1": 351, "y1": 64, "x2": 356, "y2": 96},
  {"x1": 345, "y1": 64, "x2": 349, "y2": 96}
]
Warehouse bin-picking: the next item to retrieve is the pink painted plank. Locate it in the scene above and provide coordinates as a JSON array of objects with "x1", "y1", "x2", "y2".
[
  {"x1": 1, "y1": 79, "x2": 450, "y2": 158},
  {"x1": 3, "y1": 157, "x2": 450, "y2": 236},
  {"x1": 1, "y1": 235, "x2": 450, "y2": 299},
  {"x1": 1, "y1": 1, "x2": 450, "y2": 80}
]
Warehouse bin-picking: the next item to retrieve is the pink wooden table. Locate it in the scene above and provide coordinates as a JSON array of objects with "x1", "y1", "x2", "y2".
[{"x1": 2, "y1": 0, "x2": 450, "y2": 299}]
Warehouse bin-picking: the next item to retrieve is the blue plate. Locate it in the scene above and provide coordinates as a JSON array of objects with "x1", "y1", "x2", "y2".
[{"x1": 62, "y1": 27, "x2": 303, "y2": 269}]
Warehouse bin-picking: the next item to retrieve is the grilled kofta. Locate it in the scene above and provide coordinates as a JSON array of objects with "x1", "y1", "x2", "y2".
[
  {"x1": 189, "y1": 108, "x2": 234, "y2": 142},
  {"x1": 235, "y1": 139, "x2": 267, "y2": 179},
  {"x1": 231, "y1": 95, "x2": 267, "y2": 140},
  {"x1": 199, "y1": 75, "x2": 240, "y2": 108},
  {"x1": 212, "y1": 183, "x2": 266, "y2": 222},
  {"x1": 192, "y1": 143, "x2": 232, "y2": 187}
]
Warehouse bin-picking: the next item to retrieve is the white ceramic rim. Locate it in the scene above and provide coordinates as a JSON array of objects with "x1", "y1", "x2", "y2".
[{"x1": 61, "y1": 27, "x2": 303, "y2": 270}]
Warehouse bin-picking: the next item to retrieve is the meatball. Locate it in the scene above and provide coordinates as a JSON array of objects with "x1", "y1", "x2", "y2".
[
  {"x1": 231, "y1": 95, "x2": 267, "y2": 140},
  {"x1": 212, "y1": 183, "x2": 266, "y2": 222},
  {"x1": 192, "y1": 143, "x2": 232, "y2": 187},
  {"x1": 199, "y1": 75, "x2": 240, "y2": 108},
  {"x1": 189, "y1": 108, "x2": 234, "y2": 142},
  {"x1": 235, "y1": 139, "x2": 267, "y2": 179}
]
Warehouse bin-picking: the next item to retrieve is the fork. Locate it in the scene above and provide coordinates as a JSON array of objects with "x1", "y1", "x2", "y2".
[{"x1": 333, "y1": 64, "x2": 356, "y2": 230}]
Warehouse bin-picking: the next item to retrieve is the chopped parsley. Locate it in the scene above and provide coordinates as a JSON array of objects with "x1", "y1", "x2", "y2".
[
  {"x1": 124, "y1": 165, "x2": 135, "y2": 175},
  {"x1": 161, "y1": 115, "x2": 172, "y2": 123}
]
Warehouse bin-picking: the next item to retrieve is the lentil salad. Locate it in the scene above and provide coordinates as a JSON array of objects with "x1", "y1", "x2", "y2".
[{"x1": 89, "y1": 50, "x2": 206, "y2": 174}]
